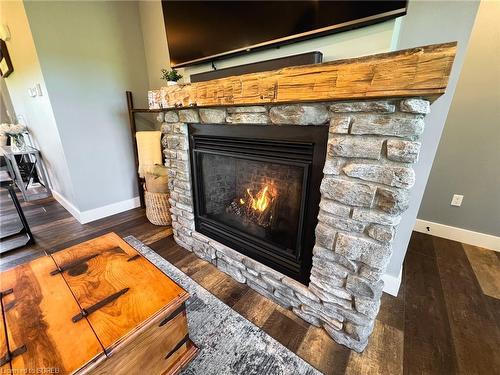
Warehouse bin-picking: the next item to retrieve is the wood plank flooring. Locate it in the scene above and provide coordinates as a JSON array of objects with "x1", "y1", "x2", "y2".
[{"x1": 1, "y1": 192, "x2": 499, "y2": 374}]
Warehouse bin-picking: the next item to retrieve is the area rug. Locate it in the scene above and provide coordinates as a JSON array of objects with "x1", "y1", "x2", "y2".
[{"x1": 125, "y1": 236, "x2": 321, "y2": 375}]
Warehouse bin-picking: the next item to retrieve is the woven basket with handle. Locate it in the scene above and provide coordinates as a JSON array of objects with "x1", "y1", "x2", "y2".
[{"x1": 145, "y1": 189, "x2": 171, "y2": 226}]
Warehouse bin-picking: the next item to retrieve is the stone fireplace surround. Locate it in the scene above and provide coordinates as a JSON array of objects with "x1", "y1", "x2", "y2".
[
  {"x1": 151, "y1": 43, "x2": 456, "y2": 351},
  {"x1": 160, "y1": 99, "x2": 428, "y2": 352}
]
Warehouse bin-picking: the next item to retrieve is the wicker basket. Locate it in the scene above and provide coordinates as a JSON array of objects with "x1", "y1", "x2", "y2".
[{"x1": 144, "y1": 189, "x2": 172, "y2": 226}]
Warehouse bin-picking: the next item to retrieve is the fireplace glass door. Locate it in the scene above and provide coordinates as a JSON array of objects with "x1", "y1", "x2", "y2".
[
  {"x1": 189, "y1": 124, "x2": 328, "y2": 283},
  {"x1": 200, "y1": 153, "x2": 305, "y2": 255}
]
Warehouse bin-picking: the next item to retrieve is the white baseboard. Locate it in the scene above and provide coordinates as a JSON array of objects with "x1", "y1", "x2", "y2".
[
  {"x1": 382, "y1": 267, "x2": 402, "y2": 297},
  {"x1": 52, "y1": 190, "x2": 141, "y2": 224},
  {"x1": 51, "y1": 190, "x2": 81, "y2": 220},
  {"x1": 414, "y1": 219, "x2": 500, "y2": 252},
  {"x1": 78, "y1": 196, "x2": 141, "y2": 224},
  {"x1": 382, "y1": 221, "x2": 500, "y2": 297}
]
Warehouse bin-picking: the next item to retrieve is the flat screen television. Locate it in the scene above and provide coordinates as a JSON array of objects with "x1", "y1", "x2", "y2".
[{"x1": 162, "y1": 1, "x2": 408, "y2": 68}]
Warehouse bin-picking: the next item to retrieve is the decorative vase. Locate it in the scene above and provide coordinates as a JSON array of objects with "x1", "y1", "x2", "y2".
[
  {"x1": 10, "y1": 134, "x2": 26, "y2": 152},
  {"x1": 167, "y1": 81, "x2": 178, "y2": 86}
]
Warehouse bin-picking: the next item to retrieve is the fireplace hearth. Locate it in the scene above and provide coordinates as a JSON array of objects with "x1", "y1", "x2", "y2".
[{"x1": 189, "y1": 125, "x2": 328, "y2": 283}]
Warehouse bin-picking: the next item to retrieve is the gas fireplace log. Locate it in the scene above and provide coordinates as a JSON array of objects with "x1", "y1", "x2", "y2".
[
  {"x1": 255, "y1": 200, "x2": 274, "y2": 227},
  {"x1": 253, "y1": 194, "x2": 279, "y2": 228},
  {"x1": 226, "y1": 195, "x2": 280, "y2": 229}
]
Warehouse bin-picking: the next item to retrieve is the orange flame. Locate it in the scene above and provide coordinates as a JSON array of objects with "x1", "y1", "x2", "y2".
[{"x1": 246, "y1": 185, "x2": 273, "y2": 212}]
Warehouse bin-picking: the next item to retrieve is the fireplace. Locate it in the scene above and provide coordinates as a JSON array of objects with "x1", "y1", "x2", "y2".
[
  {"x1": 189, "y1": 124, "x2": 328, "y2": 283},
  {"x1": 156, "y1": 43, "x2": 457, "y2": 351}
]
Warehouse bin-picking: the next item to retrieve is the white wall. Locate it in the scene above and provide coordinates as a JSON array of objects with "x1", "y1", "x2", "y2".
[
  {"x1": 2, "y1": 1, "x2": 151, "y2": 220},
  {"x1": 417, "y1": 0, "x2": 500, "y2": 237},
  {"x1": 23, "y1": 1, "x2": 150, "y2": 213},
  {"x1": 0, "y1": 78, "x2": 15, "y2": 123},
  {"x1": 139, "y1": 1, "x2": 171, "y2": 89},
  {"x1": 386, "y1": 0, "x2": 480, "y2": 278},
  {"x1": 0, "y1": 1, "x2": 76, "y2": 204}
]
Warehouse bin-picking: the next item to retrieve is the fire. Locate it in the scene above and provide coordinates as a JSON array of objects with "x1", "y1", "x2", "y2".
[
  {"x1": 228, "y1": 182, "x2": 278, "y2": 227},
  {"x1": 245, "y1": 184, "x2": 273, "y2": 212}
]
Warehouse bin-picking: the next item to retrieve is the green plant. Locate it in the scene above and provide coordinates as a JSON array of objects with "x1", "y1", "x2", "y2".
[{"x1": 161, "y1": 69, "x2": 183, "y2": 82}]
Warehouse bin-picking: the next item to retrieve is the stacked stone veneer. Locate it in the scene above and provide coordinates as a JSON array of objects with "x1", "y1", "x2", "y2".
[{"x1": 160, "y1": 98, "x2": 430, "y2": 351}]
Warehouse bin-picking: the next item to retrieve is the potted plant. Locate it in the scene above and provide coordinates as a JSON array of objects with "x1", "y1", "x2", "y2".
[
  {"x1": 161, "y1": 68, "x2": 183, "y2": 86},
  {"x1": 1, "y1": 123, "x2": 28, "y2": 151}
]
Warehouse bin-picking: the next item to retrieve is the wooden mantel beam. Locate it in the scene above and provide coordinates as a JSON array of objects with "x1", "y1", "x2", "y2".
[{"x1": 151, "y1": 42, "x2": 457, "y2": 109}]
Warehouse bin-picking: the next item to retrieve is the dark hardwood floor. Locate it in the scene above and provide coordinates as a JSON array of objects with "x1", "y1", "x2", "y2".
[{"x1": 1, "y1": 192, "x2": 499, "y2": 374}]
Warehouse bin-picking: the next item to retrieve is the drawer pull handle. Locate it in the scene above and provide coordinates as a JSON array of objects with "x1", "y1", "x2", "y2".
[
  {"x1": 159, "y1": 303, "x2": 185, "y2": 327},
  {"x1": 72, "y1": 287, "x2": 129, "y2": 323},
  {"x1": 0, "y1": 288, "x2": 13, "y2": 298},
  {"x1": 0, "y1": 345, "x2": 27, "y2": 366},
  {"x1": 50, "y1": 253, "x2": 99, "y2": 276},
  {"x1": 127, "y1": 254, "x2": 141, "y2": 262},
  {"x1": 165, "y1": 335, "x2": 189, "y2": 360}
]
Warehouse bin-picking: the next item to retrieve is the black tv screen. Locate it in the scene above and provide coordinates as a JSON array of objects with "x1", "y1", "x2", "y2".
[{"x1": 163, "y1": 1, "x2": 407, "y2": 68}]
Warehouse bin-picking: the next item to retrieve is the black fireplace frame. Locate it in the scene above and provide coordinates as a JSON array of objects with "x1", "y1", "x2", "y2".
[{"x1": 188, "y1": 124, "x2": 328, "y2": 284}]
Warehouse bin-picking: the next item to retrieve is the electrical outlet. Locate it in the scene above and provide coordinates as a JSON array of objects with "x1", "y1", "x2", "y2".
[{"x1": 451, "y1": 194, "x2": 464, "y2": 207}]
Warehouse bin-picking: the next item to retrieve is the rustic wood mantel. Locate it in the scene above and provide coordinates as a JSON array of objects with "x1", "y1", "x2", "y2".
[{"x1": 152, "y1": 42, "x2": 457, "y2": 109}]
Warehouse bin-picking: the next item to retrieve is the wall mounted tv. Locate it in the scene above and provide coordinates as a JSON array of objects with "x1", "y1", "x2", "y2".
[{"x1": 162, "y1": 1, "x2": 408, "y2": 68}]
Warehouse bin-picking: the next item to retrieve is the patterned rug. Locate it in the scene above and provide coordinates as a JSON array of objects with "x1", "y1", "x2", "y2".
[{"x1": 125, "y1": 236, "x2": 321, "y2": 375}]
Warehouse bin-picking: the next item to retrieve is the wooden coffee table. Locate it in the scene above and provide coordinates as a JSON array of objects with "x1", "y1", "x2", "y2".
[{"x1": 0, "y1": 232, "x2": 198, "y2": 374}]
